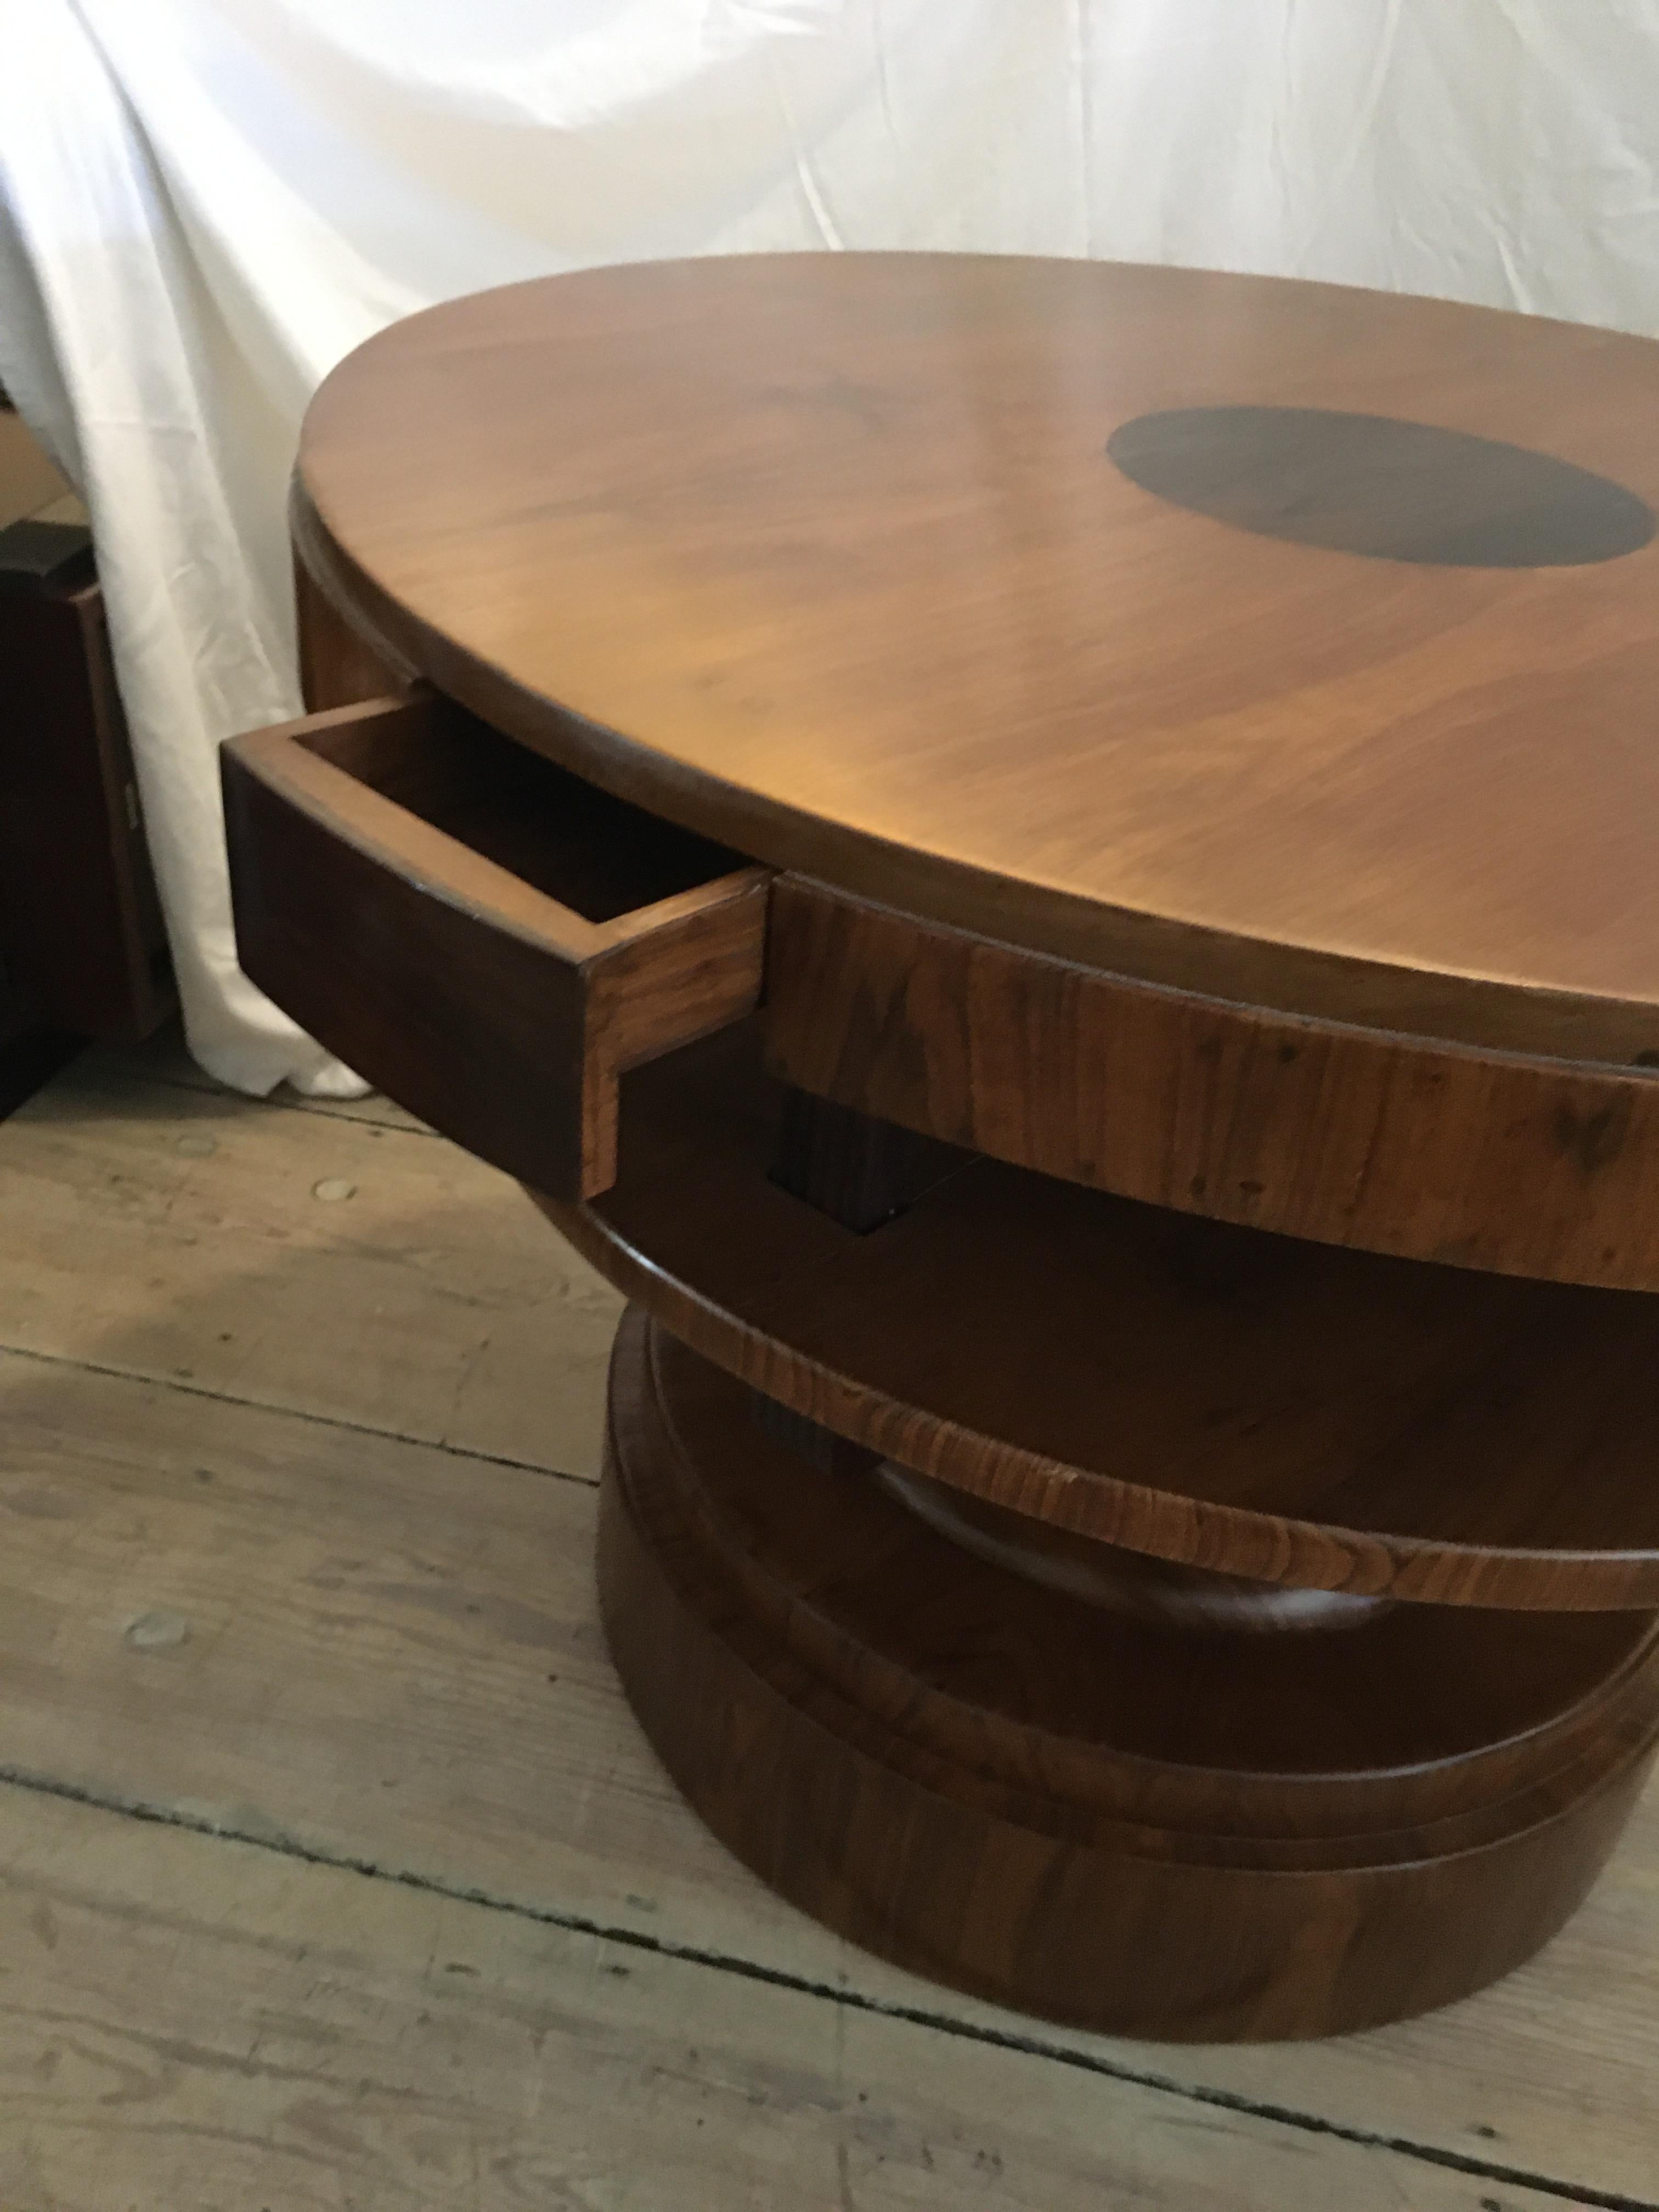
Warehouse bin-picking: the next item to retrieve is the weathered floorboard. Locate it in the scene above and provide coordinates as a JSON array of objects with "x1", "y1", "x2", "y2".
[
  {"x1": 0, "y1": 1783, "x2": 1612, "y2": 2212},
  {"x1": 0, "y1": 1046, "x2": 622, "y2": 1474},
  {"x1": 0, "y1": 1344, "x2": 1651, "y2": 2203}
]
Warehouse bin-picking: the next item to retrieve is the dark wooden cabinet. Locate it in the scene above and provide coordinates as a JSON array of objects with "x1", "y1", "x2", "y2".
[{"x1": 0, "y1": 513, "x2": 173, "y2": 1099}]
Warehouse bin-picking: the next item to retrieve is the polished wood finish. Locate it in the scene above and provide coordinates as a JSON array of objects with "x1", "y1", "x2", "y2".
[
  {"x1": 222, "y1": 254, "x2": 1659, "y2": 2045},
  {"x1": 877, "y1": 1462, "x2": 1386, "y2": 1633},
  {"x1": 600, "y1": 1306, "x2": 1659, "y2": 2040},
  {"x1": 539, "y1": 1024, "x2": 1659, "y2": 1611},
  {"x1": 223, "y1": 691, "x2": 767, "y2": 1197},
  {"x1": 297, "y1": 255, "x2": 1659, "y2": 1063},
  {"x1": 294, "y1": 541, "x2": 415, "y2": 712},
  {"x1": 765, "y1": 877, "x2": 1659, "y2": 1289}
]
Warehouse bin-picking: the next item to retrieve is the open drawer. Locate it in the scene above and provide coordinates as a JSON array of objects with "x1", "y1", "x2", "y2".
[{"x1": 222, "y1": 689, "x2": 770, "y2": 1198}]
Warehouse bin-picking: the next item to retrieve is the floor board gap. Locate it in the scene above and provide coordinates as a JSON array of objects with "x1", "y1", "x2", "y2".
[
  {"x1": 0, "y1": 1339, "x2": 600, "y2": 1488},
  {"x1": 109, "y1": 1060, "x2": 438, "y2": 1137},
  {"x1": 0, "y1": 1763, "x2": 1642, "y2": 2212}
]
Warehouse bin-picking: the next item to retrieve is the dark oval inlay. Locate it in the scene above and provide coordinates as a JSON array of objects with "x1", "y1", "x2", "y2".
[{"x1": 1106, "y1": 406, "x2": 1655, "y2": 568}]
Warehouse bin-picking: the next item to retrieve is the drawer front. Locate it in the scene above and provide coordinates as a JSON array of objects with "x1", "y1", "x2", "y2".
[
  {"x1": 761, "y1": 875, "x2": 1659, "y2": 1292},
  {"x1": 223, "y1": 690, "x2": 769, "y2": 1198}
]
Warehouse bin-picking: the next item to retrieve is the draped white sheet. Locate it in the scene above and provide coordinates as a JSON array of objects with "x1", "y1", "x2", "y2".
[{"x1": 2, "y1": 0, "x2": 1657, "y2": 1091}]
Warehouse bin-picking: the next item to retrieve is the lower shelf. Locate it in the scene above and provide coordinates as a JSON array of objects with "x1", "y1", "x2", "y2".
[
  {"x1": 598, "y1": 1305, "x2": 1659, "y2": 2041},
  {"x1": 537, "y1": 1022, "x2": 1659, "y2": 1607}
]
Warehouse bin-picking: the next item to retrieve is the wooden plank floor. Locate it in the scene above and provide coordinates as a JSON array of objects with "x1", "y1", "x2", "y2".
[{"x1": 1, "y1": 1032, "x2": 1655, "y2": 2210}]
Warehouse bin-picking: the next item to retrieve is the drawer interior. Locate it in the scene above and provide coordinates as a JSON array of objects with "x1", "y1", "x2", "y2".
[{"x1": 302, "y1": 694, "x2": 748, "y2": 923}]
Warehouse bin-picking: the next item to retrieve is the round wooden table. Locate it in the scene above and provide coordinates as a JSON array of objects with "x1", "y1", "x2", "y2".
[{"x1": 226, "y1": 255, "x2": 1659, "y2": 2041}]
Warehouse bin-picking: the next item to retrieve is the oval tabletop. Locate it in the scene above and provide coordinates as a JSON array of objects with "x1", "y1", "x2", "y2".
[{"x1": 296, "y1": 255, "x2": 1659, "y2": 1061}]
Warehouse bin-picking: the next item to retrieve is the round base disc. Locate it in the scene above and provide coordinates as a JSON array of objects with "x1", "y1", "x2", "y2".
[{"x1": 597, "y1": 1306, "x2": 1659, "y2": 2042}]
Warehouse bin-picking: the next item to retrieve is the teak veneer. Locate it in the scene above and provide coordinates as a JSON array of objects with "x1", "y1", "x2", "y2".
[{"x1": 227, "y1": 253, "x2": 1659, "y2": 2039}]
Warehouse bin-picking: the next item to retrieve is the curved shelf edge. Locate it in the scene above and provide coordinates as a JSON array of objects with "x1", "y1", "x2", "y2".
[{"x1": 532, "y1": 1025, "x2": 1659, "y2": 1612}]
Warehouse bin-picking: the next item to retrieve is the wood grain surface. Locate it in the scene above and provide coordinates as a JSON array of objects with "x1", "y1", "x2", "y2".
[
  {"x1": 598, "y1": 1307, "x2": 1659, "y2": 2040},
  {"x1": 3, "y1": 1790, "x2": 1581, "y2": 2212},
  {"x1": 3, "y1": 1043, "x2": 1658, "y2": 2200},
  {"x1": 294, "y1": 539, "x2": 416, "y2": 710},
  {"x1": 296, "y1": 254, "x2": 1659, "y2": 1061},
  {"x1": 539, "y1": 1023, "x2": 1659, "y2": 1608},
  {"x1": 0, "y1": 1042, "x2": 622, "y2": 1472},
  {"x1": 0, "y1": 1350, "x2": 1651, "y2": 2202},
  {"x1": 225, "y1": 690, "x2": 766, "y2": 1197},
  {"x1": 765, "y1": 878, "x2": 1659, "y2": 1289}
]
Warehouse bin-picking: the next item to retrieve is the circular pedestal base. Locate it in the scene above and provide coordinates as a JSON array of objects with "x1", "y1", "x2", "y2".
[{"x1": 597, "y1": 1306, "x2": 1659, "y2": 2042}]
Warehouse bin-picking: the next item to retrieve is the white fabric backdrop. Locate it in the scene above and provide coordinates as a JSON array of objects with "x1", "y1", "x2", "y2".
[{"x1": 3, "y1": 0, "x2": 1657, "y2": 1091}]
